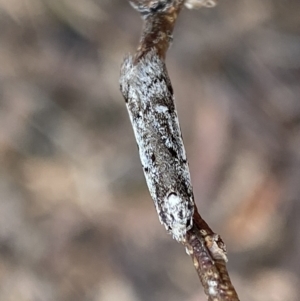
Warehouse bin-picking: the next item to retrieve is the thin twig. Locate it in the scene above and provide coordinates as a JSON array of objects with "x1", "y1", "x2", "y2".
[
  {"x1": 120, "y1": 1, "x2": 239, "y2": 300},
  {"x1": 186, "y1": 208, "x2": 239, "y2": 300}
]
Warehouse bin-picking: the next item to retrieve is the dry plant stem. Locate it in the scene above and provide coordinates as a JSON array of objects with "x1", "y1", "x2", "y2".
[
  {"x1": 120, "y1": 1, "x2": 239, "y2": 300},
  {"x1": 133, "y1": 0, "x2": 185, "y2": 62},
  {"x1": 186, "y1": 208, "x2": 239, "y2": 300}
]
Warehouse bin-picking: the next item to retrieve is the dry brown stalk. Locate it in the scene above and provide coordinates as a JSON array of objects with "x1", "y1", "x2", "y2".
[{"x1": 120, "y1": 1, "x2": 240, "y2": 300}]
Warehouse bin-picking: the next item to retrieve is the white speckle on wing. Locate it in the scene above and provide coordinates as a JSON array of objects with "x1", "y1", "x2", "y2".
[
  {"x1": 156, "y1": 105, "x2": 168, "y2": 113},
  {"x1": 167, "y1": 193, "x2": 181, "y2": 206}
]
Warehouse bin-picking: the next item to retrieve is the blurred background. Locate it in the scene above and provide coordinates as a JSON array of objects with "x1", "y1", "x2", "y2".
[{"x1": 0, "y1": 0, "x2": 300, "y2": 300}]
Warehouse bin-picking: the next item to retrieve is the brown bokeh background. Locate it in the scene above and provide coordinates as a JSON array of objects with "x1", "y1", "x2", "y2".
[{"x1": 1, "y1": 0, "x2": 300, "y2": 300}]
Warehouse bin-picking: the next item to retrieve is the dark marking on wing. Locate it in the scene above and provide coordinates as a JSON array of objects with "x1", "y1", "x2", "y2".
[{"x1": 167, "y1": 146, "x2": 177, "y2": 159}]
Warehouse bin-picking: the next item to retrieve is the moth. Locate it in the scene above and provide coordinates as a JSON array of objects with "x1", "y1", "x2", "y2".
[{"x1": 120, "y1": 49, "x2": 194, "y2": 242}]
